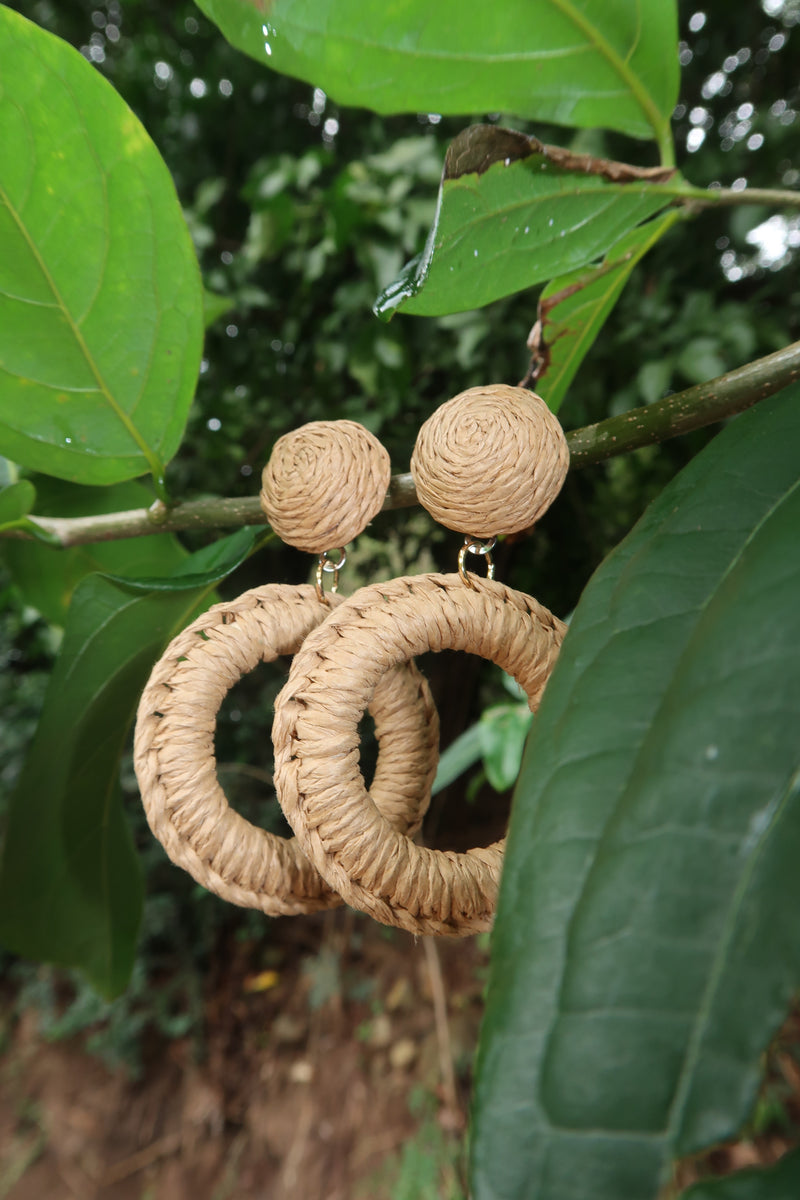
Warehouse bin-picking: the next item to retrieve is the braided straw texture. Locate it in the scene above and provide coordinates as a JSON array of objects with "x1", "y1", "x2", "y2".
[
  {"x1": 273, "y1": 574, "x2": 566, "y2": 936},
  {"x1": 260, "y1": 420, "x2": 391, "y2": 553},
  {"x1": 134, "y1": 584, "x2": 439, "y2": 916},
  {"x1": 411, "y1": 384, "x2": 569, "y2": 537}
]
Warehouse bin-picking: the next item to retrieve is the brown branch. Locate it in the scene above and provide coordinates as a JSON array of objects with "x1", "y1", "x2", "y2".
[
  {"x1": 422, "y1": 937, "x2": 463, "y2": 1129},
  {"x1": 3, "y1": 341, "x2": 798, "y2": 549}
]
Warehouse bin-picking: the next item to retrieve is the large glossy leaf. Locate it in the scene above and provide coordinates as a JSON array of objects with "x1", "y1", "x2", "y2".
[
  {"x1": 196, "y1": 0, "x2": 678, "y2": 144},
  {"x1": 375, "y1": 127, "x2": 677, "y2": 318},
  {"x1": 1, "y1": 478, "x2": 188, "y2": 625},
  {"x1": 0, "y1": 7, "x2": 202, "y2": 488},
  {"x1": 0, "y1": 530, "x2": 255, "y2": 997},
  {"x1": 471, "y1": 386, "x2": 800, "y2": 1200},
  {"x1": 681, "y1": 1147, "x2": 800, "y2": 1198},
  {"x1": 529, "y1": 213, "x2": 677, "y2": 413}
]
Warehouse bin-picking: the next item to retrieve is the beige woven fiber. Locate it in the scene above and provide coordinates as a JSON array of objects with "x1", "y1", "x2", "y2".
[
  {"x1": 273, "y1": 574, "x2": 566, "y2": 936},
  {"x1": 260, "y1": 420, "x2": 391, "y2": 553},
  {"x1": 410, "y1": 385, "x2": 569, "y2": 537},
  {"x1": 134, "y1": 584, "x2": 439, "y2": 916}
]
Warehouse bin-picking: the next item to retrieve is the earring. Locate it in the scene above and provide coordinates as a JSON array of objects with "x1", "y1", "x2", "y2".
[
  {"x1": 272, "y1": 385, "x2": 569, "y2": 936},
  {"x1": 134, "y1": 420, "x2": 439, "y2": 916}
]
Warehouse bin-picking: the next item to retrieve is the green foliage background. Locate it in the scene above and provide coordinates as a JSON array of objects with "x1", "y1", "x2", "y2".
[{"x1": 0, "y1": 0, "x2": 799, "y2": 1195}]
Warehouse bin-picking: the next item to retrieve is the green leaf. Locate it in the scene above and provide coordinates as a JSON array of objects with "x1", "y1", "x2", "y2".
[
  {"x1": 530, "y1": 214, "x2": 676, "y2": 413},
  {"x1": 0, "y1": 7, "x2": 203, "y2": 488},
  {"x1": 433, "y1": 702, "x2": 534, "y2": 795},
  {"x1": 681, "y1": 1147, "x2": 800, "y2": 1198},
  {"x1": 472, "y1": 386, "x2": 800, "y2": 1200},
  {"x1": 0, "y1": 479, "x2": 35, "y2": 527},
  {"x1": 375, "y1": 128, "x2": 677, "y2": 319},
  {"x1": 480, "y1": 705, "x2": 533, "y2": 793},
  {"x1": 0, "y1": 530, "x2": 254, "y2": 997},
  {"x1": 196, "y1": 0, "x2": 678, "y2": 144},
  {"x1": 678, "y1": 337, "x2": 728, "y2": 385},
  {"x1": 433, "y1": 725, "x2": 485, "y2": 796},
  {"x1": 103, "y1": 525, "x2": 261, "y2": 591},
  {"x1": 1, "y1": 478, "x2": 188, "y2": 625}
]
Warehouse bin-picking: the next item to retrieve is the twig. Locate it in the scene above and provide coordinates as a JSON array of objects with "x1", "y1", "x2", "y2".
[
  {"x1": 3, "y1": 340, "x2": 799, "y2": 549},
  {"x1": 100, "y1": 1132, "x2": 182, "y2": 1187},
  {"x1": 422, "y1": 937, "x2": 462, "y2": 1127}
]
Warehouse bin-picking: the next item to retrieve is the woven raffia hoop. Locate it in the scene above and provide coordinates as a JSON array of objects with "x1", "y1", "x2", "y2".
[
  {"x1": 260, "y1": 420, "x2": 391, "y2": 553},
  {"x1": 273, "y1": 574, "x2": 566, "y2": 936},
  {"x1": 411, "y1": 384, "x2": 569, "y2": 537},
  {"x1": 134, "y1": 584, "x2": 439, "y2": 916}
]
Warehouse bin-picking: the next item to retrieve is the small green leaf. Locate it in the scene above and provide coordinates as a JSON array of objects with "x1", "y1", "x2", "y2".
[
  {"x1": 103, "y1": 526, "x2": 260, "y2": 591},
  {"x1": 433, "y1": 725, "x2": 485, "y2": 796},
  {"x1": 678, "y1": 336, "x2": 728, "y2": 384},
  {"x1": 0, "y1": 530, "x2": 253, "y2": 996},
  {"x1": 637, "y1": 357, "x2": 674, "y2": 406},
  {"x1": 531, "y1": 214, "x2": 676, "y2": 413},
  {"x1": 196, "y1": 0, "x2": 678, "y2": 145},
  {"x1": 681, "y1": 1147, "x2": 800, "y2": 1198},
  {"x1": 472, "y1": 385, "x2": 800, "y2": 1200},
  {"x1": 480, "y1": 705, "x2": 533, "y2": 792},
  {"x1": 375, "y1": 128, "x2": 677, "y2": 319},
  {"x1": 1, "y1": 478, "x2": 188, "y2": 625},
  {"x1": 0, "y1": 479, "x2": 35, "y2": 527},
  {"x1": 0, "y1": 7, "x2": 203, "y2": 486}
]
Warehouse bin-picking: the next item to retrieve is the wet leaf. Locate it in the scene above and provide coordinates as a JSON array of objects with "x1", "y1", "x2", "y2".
[
  {"x1": 375, "y1": 128, "x2": 678, "y2": 318},
  {"x1": 0, "y1": 8, "x2": 202, "y2": 486},
  {"x1": 196, "y1": 0, "x2": 678, "y2": 143}
]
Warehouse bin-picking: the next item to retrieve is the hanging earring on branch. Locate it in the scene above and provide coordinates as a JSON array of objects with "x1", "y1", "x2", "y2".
[
  {"x1": 134, "y1": 420, "x2": 439, "y2": 916},
  {"x1": 272, "y1": 385, "x2": 569, "y2": 937}
]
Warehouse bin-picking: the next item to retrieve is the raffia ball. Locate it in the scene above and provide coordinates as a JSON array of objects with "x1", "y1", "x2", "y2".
[
  {"x1": 410, "y1": 385, "x2": 569, "y2": 537},
  {"x1": 260, "y1": 420, "x2": 391, "y2": 553}
]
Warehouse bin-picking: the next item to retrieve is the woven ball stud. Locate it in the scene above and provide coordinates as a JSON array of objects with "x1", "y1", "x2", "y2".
[
  {"x1": 134, "y1": 584, "x2": 439, "y2": 916},
  {"x1": 410, "y1": 384, "x2": 569, "y2": 538},
  {"x1": 260, "y1": 419, "x2": 391, "y2": 553}
]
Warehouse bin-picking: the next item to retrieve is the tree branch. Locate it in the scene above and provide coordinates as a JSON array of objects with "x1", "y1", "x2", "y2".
[
  {"x1": 4, "y1": 341, "x2": 799, "y2": 549},
  {"x1": 567, "y1": 338, "x2": 800, "y2": 466}
]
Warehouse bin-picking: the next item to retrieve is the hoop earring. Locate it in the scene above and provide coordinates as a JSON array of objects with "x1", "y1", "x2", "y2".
[
  {"x1": 134, "y1": 421, "x2": 439, "y2": 915},
  {"x1": 272, "y1": 385, "x2": 569, "y2": 936}
]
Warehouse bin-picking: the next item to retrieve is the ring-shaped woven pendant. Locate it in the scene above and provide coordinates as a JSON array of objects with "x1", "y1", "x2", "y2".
[
  {"x1": 134, "y1": 584, "x2": 439, "y2": 916},
  {"x1": 272, "y1": 574, "x2": 567, "y2": 936}
]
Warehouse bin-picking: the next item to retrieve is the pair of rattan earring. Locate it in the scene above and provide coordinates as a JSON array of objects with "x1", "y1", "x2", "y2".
[{"x1": 134, "y1": 385, "x2": 569, "y2": 937}]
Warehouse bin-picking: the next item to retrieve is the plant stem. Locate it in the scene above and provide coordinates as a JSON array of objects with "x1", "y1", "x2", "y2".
[
  {"x1": 5, "y1": 342, "x2": 799, "y2": 549},
  {"x1": 567, "y1": 338, "x2": 800, "y2": 465},
  {"x1": 673, "y1": 183, "x2": 800, "y2": 210}
]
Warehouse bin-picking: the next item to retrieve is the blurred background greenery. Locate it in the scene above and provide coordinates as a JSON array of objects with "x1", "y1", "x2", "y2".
[{"x1": 0, "y1": 0, "x2": 798, "y2": 1066}]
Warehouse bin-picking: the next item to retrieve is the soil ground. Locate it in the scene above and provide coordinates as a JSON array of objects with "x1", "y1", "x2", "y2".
[
  {"x1": 1, "y1": 914, "x2": 799, "y2": 1200},
  {"x1": 0, "y1": 911, "x2": 482, "y2": 1200}
]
